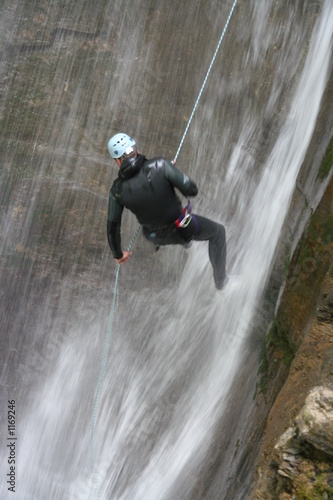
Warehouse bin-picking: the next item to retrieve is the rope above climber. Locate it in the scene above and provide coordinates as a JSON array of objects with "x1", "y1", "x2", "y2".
[{"x1": 106, "y1": 133, "x2": 229, "y2": 290}]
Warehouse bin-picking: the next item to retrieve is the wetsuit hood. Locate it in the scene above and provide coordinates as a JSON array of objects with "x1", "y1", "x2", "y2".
[{"x1": 118, "y1": 154, "x2": 146, "y2": 180}]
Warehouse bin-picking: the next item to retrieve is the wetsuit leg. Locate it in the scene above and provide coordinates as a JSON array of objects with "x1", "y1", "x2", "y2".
[
  {"x1": 143, "y1": 217, "x2": 227, "y2": 289},
  {"x1": 191, "y1": 215, "x2": 227, "y2": 289}
]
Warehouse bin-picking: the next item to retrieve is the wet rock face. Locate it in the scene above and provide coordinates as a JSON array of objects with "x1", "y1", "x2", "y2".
[{"x1": 1, "y1": 1, "x2": 332, "y2": 498}]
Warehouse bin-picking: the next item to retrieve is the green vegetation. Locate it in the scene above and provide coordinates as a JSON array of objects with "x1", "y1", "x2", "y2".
[
  {"x1": 255, "y1": 175, "x2": 333, "y2": 399},
  {"x1": 269, "y1": 313, "x2": 297, "y2": 368},
  {"x1": 254, "y1": 340, "x2": 270, "y2": 398},
  {"x1": 255, "y1": 313, "x2": 297, "y2": 398},
  {"x1": 292, "y1": 459, "x2": 333, "y2": 499},
  {"x1": 317, "y1": 137, "x2": 333, "y2": 180}
]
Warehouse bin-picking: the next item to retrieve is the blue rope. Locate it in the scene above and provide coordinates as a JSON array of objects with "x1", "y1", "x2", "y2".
[
  {"x1": 173, "y1": 0, "x2": 238, "y2": 164},
  {"x1": 90, "y1": 265, "x2": 120, "y2": 498},
  {"x1": 90, "y1": 225, "x2": 141, "y2": 497}
]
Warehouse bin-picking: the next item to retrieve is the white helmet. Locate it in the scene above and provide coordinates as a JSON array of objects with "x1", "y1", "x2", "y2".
[{"x1": 108, "y1": 133, "x2": 136, "y2": 159}]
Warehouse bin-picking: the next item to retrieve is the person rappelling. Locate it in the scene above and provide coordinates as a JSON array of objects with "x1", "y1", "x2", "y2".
[{"x1": 106, "y1": 133, "x2": 229, "y2": 291}]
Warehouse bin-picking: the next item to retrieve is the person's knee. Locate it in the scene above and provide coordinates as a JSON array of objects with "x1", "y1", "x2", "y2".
[{"x1": 216, "y1": 223, "x2": 225, "y2": 241}]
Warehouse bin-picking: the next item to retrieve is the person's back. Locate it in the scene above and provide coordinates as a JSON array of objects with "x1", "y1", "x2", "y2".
[{"x1": 111, "y1": 155, "x2": 185, "y2": 229}]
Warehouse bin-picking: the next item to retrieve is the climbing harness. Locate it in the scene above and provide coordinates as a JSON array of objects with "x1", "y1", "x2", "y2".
[
  {"x1": 90, "y1": 0, "x2": 238, "y2": 494},
  {"x1": 175, "y1": 200, "x2": 192, "y2": 228}
]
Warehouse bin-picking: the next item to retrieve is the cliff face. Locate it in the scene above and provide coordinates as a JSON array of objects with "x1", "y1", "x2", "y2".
[
  {"x1": 251, "y1": 175, "x2": 333, "y2": 498},
  {"x1": 1, "y1": 2, "x2": 332, "y2": 498}
]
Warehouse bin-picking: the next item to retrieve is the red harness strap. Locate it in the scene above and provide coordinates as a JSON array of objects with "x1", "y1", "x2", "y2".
[{"x1": 175, "y1": 201, "x2": 192, "y2": 228}]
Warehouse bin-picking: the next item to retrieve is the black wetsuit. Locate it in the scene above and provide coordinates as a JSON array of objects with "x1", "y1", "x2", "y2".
[{"x1": 107, "y1": 154, "x2": 227, "y2": 288}]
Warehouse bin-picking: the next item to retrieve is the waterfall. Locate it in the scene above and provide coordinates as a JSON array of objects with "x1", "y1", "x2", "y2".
[{"x1": 0, "y1": 1, "x2": 332, "y2": 499}]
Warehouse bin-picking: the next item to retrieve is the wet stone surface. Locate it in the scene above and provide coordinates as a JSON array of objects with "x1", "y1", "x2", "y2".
[{"x1": 1, "y1": 1, "x2": 332, "y2": 499}]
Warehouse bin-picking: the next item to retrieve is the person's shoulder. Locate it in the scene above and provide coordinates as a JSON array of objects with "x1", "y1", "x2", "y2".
[
  {"x1": 145, "y1": 156, "x2": 172, "y2": 170},
  {"x1": 110, "y1": 177, "x2": 122, "y2": 197},
  {"x1": 110, "y1": 176, "x2": 120, "y2": 189}
]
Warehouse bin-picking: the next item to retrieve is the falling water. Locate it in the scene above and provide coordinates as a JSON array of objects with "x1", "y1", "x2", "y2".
[{"x1": 0, "y1": 1, "x2": 332, "y2": 499}]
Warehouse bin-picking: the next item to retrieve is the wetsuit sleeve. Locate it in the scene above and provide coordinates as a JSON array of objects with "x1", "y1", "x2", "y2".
[
  {"x1": 164, "y1": 160, "x2": 198, "y2": 197},
  {"x1": 107, "y1": 190, "x2": 124, "y2": 259}
]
